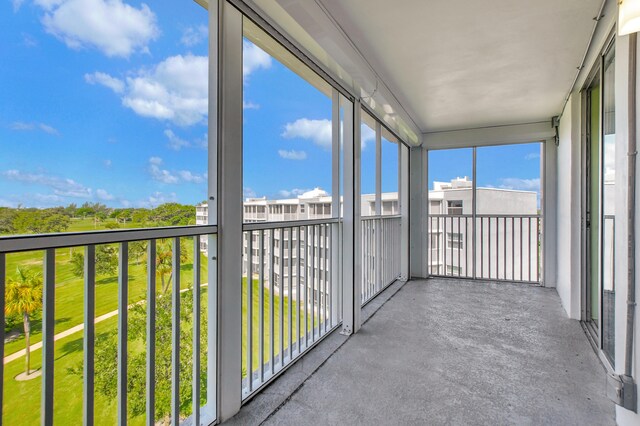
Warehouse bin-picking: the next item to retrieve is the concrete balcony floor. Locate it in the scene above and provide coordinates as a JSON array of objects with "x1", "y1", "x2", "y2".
[{"x1": 230, "y1": 278, "x2": 615, "y2": 425}]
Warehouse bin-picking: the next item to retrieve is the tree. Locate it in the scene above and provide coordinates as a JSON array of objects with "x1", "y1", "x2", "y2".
[
  {"x1": 72, "y1": 290, "x2": 207, "y2": 422},
  {"x1": 70, "y1": 245, "x2": 118, "y2": 278},
  {"x1": 12, "y1": 210, "x2": 70, "y2": 234},
  {"x1": 155, "y1": 239, "x2": 189, "y2": 293},
  {"x1": 5, "y1": 267, "x2": 43, "y2": 375},
  {"x1": 0, "y1": 208, "x2": 16, "y2": 234}
]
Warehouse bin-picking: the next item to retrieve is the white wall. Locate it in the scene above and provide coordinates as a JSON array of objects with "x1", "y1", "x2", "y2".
[
  {"x1": 614, "y1": 34, "x2": 640, "y2": 426},
  {"x1": 555, "y1": 94, "x2": 582, "y2": 320}
]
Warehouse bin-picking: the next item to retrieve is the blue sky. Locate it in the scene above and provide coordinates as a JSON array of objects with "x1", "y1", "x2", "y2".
[{"x1": 0, "y1": 0, "x2": 539, "y2": 209}]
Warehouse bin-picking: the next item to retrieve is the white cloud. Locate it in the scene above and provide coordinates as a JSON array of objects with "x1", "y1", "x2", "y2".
[
  {"x1": 243, "y1": 187, "x2": 257, "y2": 199},
  {"x1": 85, "y1": 71, "x2": 125, "y2": 94},
  {"x1": 2, "y1": 169, "x2": 92, "y2": 198},
  {"x1": 243, "y1": 41, "x2": 271, "y2": 79},
  {"x1": 177, "y1": 170, "x2": 205, "y2": 184},
  {"x1": 12, "y1": 0, "x2": 26, "y2": 12},
  {"x1": 22, "y1": 33, "x2": 38, "y2": 47},
  {"x1": 281, "y1": 118, "x2": 374, "y2": 150},
  {"x1": 278, "y1": 149, "x2": 307, "y2": 160},
  {"x1": 39, "y1": 0, "x2": 159, "y2": 58},
  {"x1": 181, "y1": 25, "x2": 207, "y2": 47},
  {"x1": 117, "y1": 54, "x2": 208, "y2": 126},
  {"x1": 277, "y1": 188, "x2": 311, "y2": 198},
  {"x1": 525, "y1": 152, "x2": 540, "y2": 160},
  {"x1": 139, "y1": 191, "x2": 177, "y2": 208},
  {"x1": 282, "y1": 118, "x2": 332, "y2": 149},
  {"x1": 10, "y1": 121, "x2": 59, "y2": 135},
  {"x1": 147, "y1": 157, "x2": 205, "y2": 184},
  {"x1": 164, "y1": 129, "x2": 190, "y2": 150},
  {"x1": 498, "y1": 178, "x2": 540, "y2": 193},
  {"x1": 95, "y1": 188, "x2": 114, "y2": 200},
  {"x1": 243, "y1": 100, "x2": 260, "y2": 110},
  {"x1": 360, "y1": 123, "x2": 375, "y2": 148}
]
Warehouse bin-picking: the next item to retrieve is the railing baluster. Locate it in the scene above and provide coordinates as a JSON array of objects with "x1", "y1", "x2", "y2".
[
  {"x1": 117, "y1": 242, "x2": 128, "y2": 426},
  {"x1": 480, "y1": 218, "x2": 484, "y2": 279},
  {"x1": 147, "y1": 240, "x2": 156, "y2": 426},
  {"x1": 328, "y1": 225, "x2": 333, "y2": 329},
  {"x1": 512, "y1": 217, "x2": 515, "y2": 281},
  {"x1": 279, "y1": 229, "x2": 284, "y2": 366},
  {"x1": 304, "y1": 226, "x2": 309, "y2": 349},
  {"x1": 192, "y1": 236, "x2": 201, "y2": 426},
  {"x1": 0, "y1": 253, "x2": 4, "y2": 423},
  {"x1": 171, "y1": 238, "x2": 180, "y2": 426},
  {"x1": 504, "y1": 217, "x2": 507, "y2": 280},
  {"x1": 311, "y1": 226, "x2": 316, "y2": 341},
  {"x1": 458, "y1": 216, "x2": 461, "y2": 277},
  {"x1": 324, "y1": 224, "x2": 330, "y2": 333},
  {"x1": 520, "y1": 218, "x2": 524, "y2": 282},
  {"x1": 83, "y1": 245, "x2": 96, "y2": 426},
  {"x1": 537, "y1": 217, "x2": 541, "y2": 282},
  {"x1": 269, "y1": 229, "x2": 275, "y2": 376},
  {"x1": 247, "y1": 231, "x2": 253, "y2": 391},
  {"x1": 288, "y1": 227, "x2": 293, "y2": 355},
  {"x1": 296, "y1": 227, "x2": 301, "y2": 351},
  {"x1": 259, "y1": 230, "x2": 265, "y2": 383},
  {"x1": 528, "y1": 217, "x2": 532, "y2": 282}
]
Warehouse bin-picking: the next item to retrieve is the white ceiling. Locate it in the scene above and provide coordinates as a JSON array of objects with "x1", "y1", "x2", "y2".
[{"x1": 308, "y1": 0, "x2": 605, "y2": 133}]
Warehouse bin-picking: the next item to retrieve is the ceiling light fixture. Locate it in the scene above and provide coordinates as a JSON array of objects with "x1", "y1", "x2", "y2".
[{"x1": 619, "y1": 0, "x2": 640, "y2": 35}]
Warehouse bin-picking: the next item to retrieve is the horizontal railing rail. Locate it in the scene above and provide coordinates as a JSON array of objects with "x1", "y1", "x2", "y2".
[
  {"x1": 1, "y1": 226, "x2": 216, "y2": 425},
  {"x1": 428, "y1": 214, "x2": 541, "y2": 283},
  {"x1": 361, "y1": 216, "x2": 402, "y2": 305},
  {"x1": 0, "y1": 224, "x2": 218, "y2": 253},
  {"x1": 241, "y1": 220, "x2": 341, "y2": 399}
]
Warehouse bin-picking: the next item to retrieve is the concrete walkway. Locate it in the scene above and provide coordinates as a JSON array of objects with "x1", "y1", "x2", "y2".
[
  {"x1": 4, "y1": 283, "x2": 207, "y2": 365},
  {"x1": 260, "y1": 278, "x2": 615, "y2": 425}
]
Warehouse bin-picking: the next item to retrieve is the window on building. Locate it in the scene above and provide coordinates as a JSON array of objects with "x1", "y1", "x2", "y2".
[
  {"x1": 447, "y1": 232, "x2": 463, "y2": 249},
  {"x1": 447, "y1": 200, "x2": 463, "y2": 215}
]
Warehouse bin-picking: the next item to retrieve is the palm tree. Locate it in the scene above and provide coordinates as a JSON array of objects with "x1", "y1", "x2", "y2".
[{"x1": 5, "y1": 266, "x2": 43, "y2": 375}]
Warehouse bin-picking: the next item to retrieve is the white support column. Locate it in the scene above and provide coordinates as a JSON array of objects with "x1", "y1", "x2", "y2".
[
  {"x1": 400, "y1": 143, "x2": 410, "y2": 280},
  {"x1": 542, "y1": 139, "x2": 557, "y2": 287},
  {"x1": 205, "y1": 1, "x2": 219, "y2": 422},
  {"x1": 409, "y1": 146, "x2": 427, "y2": 278},
  {"x1": 215, "y1": 1, "x2": 243, "y2": 421},
  {"x1": 331, "y1": 89, "x2": 341, "y2": 325},
  {"x1": 375, "y1": 122, "x2": 382, "y2": 216},
  {"x1": 342, "y1": 99, "x2": 361, "y2": 334}
]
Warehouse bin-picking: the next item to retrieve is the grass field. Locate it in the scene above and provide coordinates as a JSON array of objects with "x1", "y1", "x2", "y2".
[{"x1": 3, "y1": 218, "x2": 320, "y2": 424}]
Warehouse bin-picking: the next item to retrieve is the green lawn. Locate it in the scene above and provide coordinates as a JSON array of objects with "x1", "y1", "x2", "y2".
[{"x1": 3, "y1": 218, "x2": 328, "y2": 424}]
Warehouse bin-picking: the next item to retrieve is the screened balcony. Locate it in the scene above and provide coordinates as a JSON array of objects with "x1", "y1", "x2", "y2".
[{"x1": 2, "y1": 0, "x2": 640, "y2": 425}]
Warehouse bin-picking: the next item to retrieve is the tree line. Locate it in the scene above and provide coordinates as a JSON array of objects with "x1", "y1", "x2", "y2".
[{"x1": 0, "y1": 202, "x2": 199, "y2": 235}]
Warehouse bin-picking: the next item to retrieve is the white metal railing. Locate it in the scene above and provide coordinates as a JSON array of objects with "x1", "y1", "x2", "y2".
[
  {"x1": 361, "y1": 215, "x2": 402, "y2": 305},
  {"x1": 241, "y1": 218, "x2": 341, "y2": 399},
  {"x1": 0, "y1": 225, "x2": 217, "y2": 425},
  {"x1": 428, "y1": 214, "x2": 541, "y2": 283}
]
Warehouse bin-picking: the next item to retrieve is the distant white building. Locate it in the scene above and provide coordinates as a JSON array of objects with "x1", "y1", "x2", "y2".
[
  {"x1": 196, "y1": 179, "x2": 539, "y2": 289},
  {"x1": 427, "y1": 177, "x2": 539, "y2": 279}
]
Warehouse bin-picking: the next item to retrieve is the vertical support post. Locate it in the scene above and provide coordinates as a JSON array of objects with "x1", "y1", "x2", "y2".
[
  {"x1": 331, "y1": 90, "x2": 341, "y2": 329},
  {"x1": 409, "y1": 147, "x2": 424, "y2": 278},
  {"x1": 206, "y1": 0, "x2": 220, "y2": 422},
  {"x1": 542, "y1": 139, "x2": 556, "y2": 287},
  {"x1": 193, "y1": 236, "x2": 201, "y2": 426},
  {"x1": 117, "y1": 243, "x2": 128, "y2": 426},
  {"x1": 342, "y1": 98, "x2": 361, "y2": 334},
  {"x1": 472, "y1": 147, "x2": 477, "y2": 279},
  {"x1": 83, "y1": 245, "x2": 95, "y2": 426},
  {"x1": 147, "y1": 240, "x2": 156, "y2": 426},
  {"x1": 400, "y1": 143, "x2": 410, "y2": 280},
  {"x1": 171, "y1": 238, "x2": 181, "y2": 426},
  {"x1": 216, "y1": 0, "x2": 243, "y2": 420},
  {"x1": 42, "y1": 249, "x2": 55, "y2": 426},
  {"x1": 375, "y1": 122, "x2": 382, "y2": 216},
  {"x1": 0, "y1": 253, "x2": 4, "y2": 421}
]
